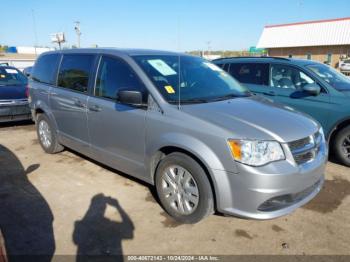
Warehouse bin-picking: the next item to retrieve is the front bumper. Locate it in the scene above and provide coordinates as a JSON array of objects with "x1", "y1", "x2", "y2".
[
  {"x1": 0, "y1": 99, "x2": 32, "y2": 123},
  {"x1": 212, "y1": 141, "x2": 327, "y2": 220}
]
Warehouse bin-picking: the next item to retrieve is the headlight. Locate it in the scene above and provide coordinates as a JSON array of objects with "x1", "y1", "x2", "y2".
[{"x1": 228, "y1": 139, "x2": 285, "y2": 166}]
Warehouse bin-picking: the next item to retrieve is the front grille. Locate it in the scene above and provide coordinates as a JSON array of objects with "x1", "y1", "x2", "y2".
[
  {"x1": 288, "y1": 131, "x2": 322, "y2": 165},
  {"x1": 288, "y1": 137, "x2": 311, "y2": 152},
  {"x1": 294, "y1": 151, "x2": 314, "y2": 165}
]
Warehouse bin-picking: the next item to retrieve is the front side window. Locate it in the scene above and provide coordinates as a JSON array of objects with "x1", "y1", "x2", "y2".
[
  {"x1": 229, "y1": 63, "x2": 269, "y2": 85},
  {"x1": 95, "y1": 56, "x2": 145, "y2": 100},
  {"x1": 57, "y1": 54, "x2": 95, "y2": 93},
  {"x1": 32, "y1": 54, "x2": 60, "y2": 85},
  {"x1": 307, "y1": 63, "x2": 350, "y2": 91},
  {"x1": 133, "y1": 55, "x2": 248, "y2": 104},
  {"x1": 0, "y1": 67, "x2": 27, "y2": 86},
  {"x1": 270, "y1": 64, "x2": 316, "y2": 90}
]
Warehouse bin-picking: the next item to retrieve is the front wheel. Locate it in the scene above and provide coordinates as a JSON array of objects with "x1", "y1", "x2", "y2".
[
  {"x1": 334, "y1": 126, "x2": 350, "y2": 166},
  {"x1": 155, "y1": 152, "x2": 214, "y2": 224}
]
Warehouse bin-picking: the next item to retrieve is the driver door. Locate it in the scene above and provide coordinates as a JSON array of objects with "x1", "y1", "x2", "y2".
[{"x1": 87, "y1": 55, "x2": 148, "y2": 179}]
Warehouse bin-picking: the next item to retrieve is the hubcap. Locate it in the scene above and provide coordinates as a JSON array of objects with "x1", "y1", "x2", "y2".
[
  {"x1": 38, "y1": 120, "x2": 52, "y2": 148},
  {"x1": 161, "y1": 165, "x2": 199, "y2": 215},
  {"x1": 342, "y1": 135, "x2": 350, "y2": 159}
]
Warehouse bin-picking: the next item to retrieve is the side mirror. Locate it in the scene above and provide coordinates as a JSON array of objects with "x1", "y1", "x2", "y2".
[
  {"x1": 303, "y1": 84, "x2": 321, "y2": 96},
  {"x1": 118, "y1": 90, "x2": 144, "y2": 107}
]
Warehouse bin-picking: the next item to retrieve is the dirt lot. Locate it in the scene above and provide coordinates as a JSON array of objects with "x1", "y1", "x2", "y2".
[{"x1": 0, "y1": 122, "x2": 350, "y2": 258}]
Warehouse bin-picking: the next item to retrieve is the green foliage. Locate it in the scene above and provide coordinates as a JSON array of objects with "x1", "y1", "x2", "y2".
[
  {"x1": 187, "y1": 50, "x2": 252, "y2": 58},
  {"x1": 0, "y1": 45, "x2": 8, "y2": 52}
]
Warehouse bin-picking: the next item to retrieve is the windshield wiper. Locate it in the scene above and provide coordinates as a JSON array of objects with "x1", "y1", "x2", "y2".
[
  {"x1": 168, "y1": 99, "x2": 209, "y2": 104},
  {"x1": 209, "y1": 94, "x2": 240, "y2": 102}
]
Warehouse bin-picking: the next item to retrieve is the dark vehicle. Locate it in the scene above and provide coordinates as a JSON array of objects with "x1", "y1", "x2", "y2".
[
  {"x1": 214, "y1": 57, "x2": 350, "y2": 166},
  {"x1": 0, "y1": 66, "x2": 31, "y2": 122}
]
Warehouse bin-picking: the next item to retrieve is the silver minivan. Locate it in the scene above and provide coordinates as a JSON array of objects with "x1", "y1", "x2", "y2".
[{"x1": 29, "y1": 49, "x2": 328, "y2": 223}]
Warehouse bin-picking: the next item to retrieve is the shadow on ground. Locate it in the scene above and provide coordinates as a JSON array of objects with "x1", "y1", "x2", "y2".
[
  {"x1": 0, "y1": 120, "x2": 34, "y2": 130},
  {"x1": 0, "y1": 145, "x2": 55, "y2": 262},
  {"x1": 73, "y1": 194, "x2": 134, "y2": 262}
]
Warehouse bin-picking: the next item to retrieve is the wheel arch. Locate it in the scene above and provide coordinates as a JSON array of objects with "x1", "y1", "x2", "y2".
[
  {"x1": 329, "y1": 117, "x2": 350, "y2": 148},
  {"x1": 149, "y1": 145, "x2": 218, "y2": 211},
  {"x1": 146, "y1": 133, "x2": 230, "y2": 211}
]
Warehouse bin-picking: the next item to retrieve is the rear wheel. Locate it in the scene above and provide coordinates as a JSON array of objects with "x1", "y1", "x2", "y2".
[
  {"x1": 334, "y1": 126, "x2": 350, "y2": 166},
  {"x1": 36, "y1": 114, "x2": 64, "y2": 154},
  {"x1": 155, "y1": 152, "x2": 214, "y2": 224}
]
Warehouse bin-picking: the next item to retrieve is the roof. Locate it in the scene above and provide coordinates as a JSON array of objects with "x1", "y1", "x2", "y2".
[
  {"x1": 43, "y1": 48, "x2": 184, "y2": 57},
  {"x1": 213, "y1": 56, "x2": 321, "y2": 66},
  {"x1": 257, "y1": 17, "x2": 350, "y2": 48}
]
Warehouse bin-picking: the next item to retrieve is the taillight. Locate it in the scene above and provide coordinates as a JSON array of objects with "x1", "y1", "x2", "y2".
[{"x1": 25, "y1": 84, "x2": 29, "y2": 98}]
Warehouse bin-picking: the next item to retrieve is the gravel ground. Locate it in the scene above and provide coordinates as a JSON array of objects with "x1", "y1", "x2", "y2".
[{"x1": 0, "y1": 122, "x2": 349, "y2": 258}]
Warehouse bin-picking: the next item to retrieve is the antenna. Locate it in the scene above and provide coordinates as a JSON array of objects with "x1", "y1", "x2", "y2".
[
  {"x1": 178, "y1": 55, "x2": 181, "y2": 110},
  {"x1": 177, "y1": 17, "x2": 181, "y2": 110},
  {"x1": 31, "y1": 9, "x2": 38, "y2": 56},
  {"x1": 74, "y1": 21, "x2": 81, "y2": 48}
]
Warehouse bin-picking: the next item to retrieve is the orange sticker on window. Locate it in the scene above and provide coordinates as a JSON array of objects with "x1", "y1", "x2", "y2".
[{"x1": 164, "y1": 85, "x2": 175, "y2": 94}]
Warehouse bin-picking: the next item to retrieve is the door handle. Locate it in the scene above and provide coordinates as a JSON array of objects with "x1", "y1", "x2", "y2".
[
  {"x1": 74, "y1": 99, "x2": 85, "y2": 108},
  {"x1": 263, "y1": 91, "x2": 276, "y2": 96},
  {"x1": 89, "y1": 105, "x2": 102, "y2": 112}
]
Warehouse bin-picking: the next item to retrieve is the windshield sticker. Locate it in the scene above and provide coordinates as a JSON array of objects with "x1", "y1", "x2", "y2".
[
  {"x1": 164, "y1": 85, "x2": 175, "y2": 94},
  {"x1": 5, "y1": 69, "x2": 18, "y2": 74},
  {"x1": 204, "y1": 62, "x2": 223, "y2": 72},
  {"x1": 148, "y1": 59, "x2": 177, "y2": 76}
]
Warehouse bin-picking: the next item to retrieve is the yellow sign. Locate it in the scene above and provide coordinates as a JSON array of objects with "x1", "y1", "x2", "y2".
[{"x1": 164, "y1": 85, "x2": 175, "y2": 94}]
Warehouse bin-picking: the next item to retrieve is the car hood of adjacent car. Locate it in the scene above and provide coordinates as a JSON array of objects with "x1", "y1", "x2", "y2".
[{"x1": 181, "y1": 95, "x2": 319, "y2": 143}]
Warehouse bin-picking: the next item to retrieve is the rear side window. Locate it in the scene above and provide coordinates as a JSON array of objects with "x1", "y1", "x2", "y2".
[
  {"x1": 95, "y1": 56, "x2": 145, "y2": 100},
  {"x1": 229, "y1": 63, "x2": 269, "y2": 85},
  {"x1": 58, "y1": 54, "x2": 95, "y2": 93},
  {"x1": 32, "y1": 54, "x2": 60, "y2": 85}
]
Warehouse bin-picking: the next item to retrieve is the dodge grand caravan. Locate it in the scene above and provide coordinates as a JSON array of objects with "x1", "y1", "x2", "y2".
[
  {"x1": 214, "y1": 57, "x2": 350, "y2": 166},
  {"x1": 29, "y1": 49, "x2": 327, "y2": 223}
]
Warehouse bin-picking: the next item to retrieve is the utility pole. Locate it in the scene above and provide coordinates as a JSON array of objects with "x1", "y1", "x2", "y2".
[
  {"x1": 206, "y1": 41, "x2": 211, "y2": 58},
  {"x1": 74, "y1": 21, "x2": 81, "y2": 48}
]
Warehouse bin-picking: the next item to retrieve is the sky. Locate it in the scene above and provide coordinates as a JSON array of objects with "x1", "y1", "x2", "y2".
[{"x1": 1, "y1": 0, "x2": 349, "y2": 52}]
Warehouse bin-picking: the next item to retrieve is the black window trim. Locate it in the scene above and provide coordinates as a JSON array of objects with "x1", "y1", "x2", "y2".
[
  {"x1": 92, "y1": 54, "x2": 149, "y2": 105},
  {"x1": 55, "y1": 53, "x2": 98, "y2": 95}
]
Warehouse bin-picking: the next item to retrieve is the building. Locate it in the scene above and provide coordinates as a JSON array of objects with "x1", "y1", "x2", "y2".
[
  {"x1": 257, "y1": 17, "x2": 350, "y2": 68},
  {"x1": 0, "y1": 53, "x2": 37, "y2": 71},
  {"x1": 0, "y1": 46, "x2": 54, "y2": 71}
]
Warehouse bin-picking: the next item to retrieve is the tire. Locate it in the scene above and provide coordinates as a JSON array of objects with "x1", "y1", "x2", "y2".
[
  {"x1": 36, "y1": 114, "x2": 64, "y2": 154},
  {"x1": 155, "y1": 152, "x2": 214, "y2": 224},
  {"x1": 334, "y1": 126, "x2": 350, "y2": 166}
]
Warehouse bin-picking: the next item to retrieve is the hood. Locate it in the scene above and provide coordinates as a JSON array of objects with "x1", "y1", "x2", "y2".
[
  {"x1": 0, "y1": 84, "x2": 27, "y2": 100},
  {"x1": 181, "y1": 96, "x2": 319, "y2": 143},
  {"x1": 340, "y1": 90, "x2": 350, "y2": 97}
]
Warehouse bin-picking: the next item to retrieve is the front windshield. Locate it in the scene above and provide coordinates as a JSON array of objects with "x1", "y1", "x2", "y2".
[
  {"x1": 133, "y1": 55, "x2": 249, "y2": 104},
  {"x1": 0, "y1": 67, "x2": 27, "y2": 86},
  {"x1": 307, "y1": 63, "x2": 350, "y2": 91}
]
